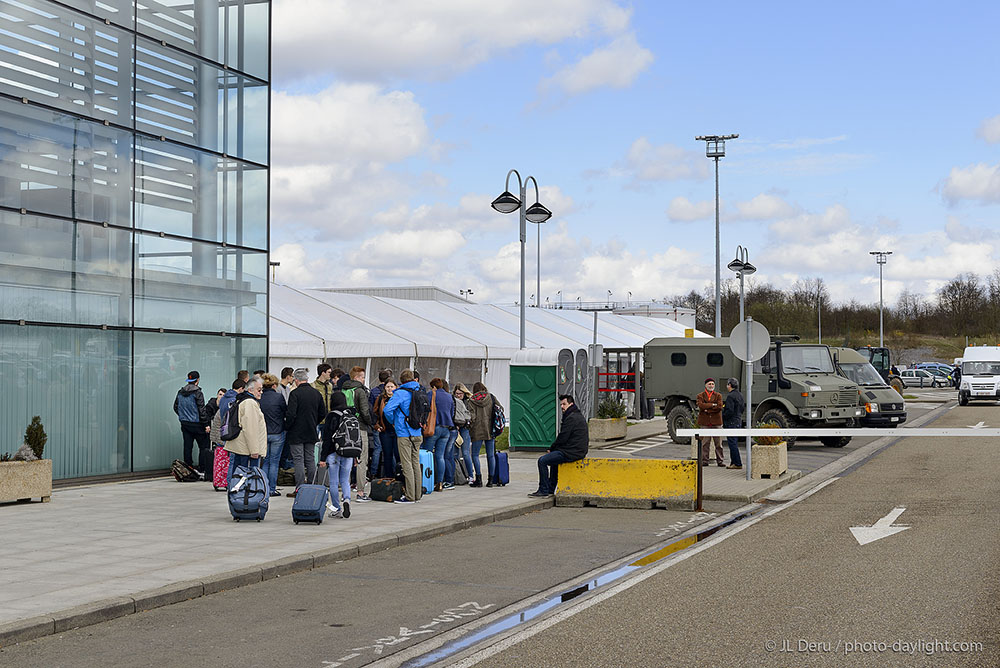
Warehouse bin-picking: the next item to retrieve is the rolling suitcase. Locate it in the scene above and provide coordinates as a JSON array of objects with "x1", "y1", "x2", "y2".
[
  {"x1": 370, "y1": 477, "x2": 403, "y2": 502},
  {"x1": 212, "y1": 445, "x2": 230, "y2": 491},
  {"x1": 491, "y1": 451, "x2": 509, "y2": 486},
  {"x1": 420, "y1": 449, "x2": 434, "y2": 494},
  {"x1": 292, "y1": 468, "x2": 329, "y2": 525},
  {"x1": 228, "y1": 465, "x2": 269, "y2": 521}
]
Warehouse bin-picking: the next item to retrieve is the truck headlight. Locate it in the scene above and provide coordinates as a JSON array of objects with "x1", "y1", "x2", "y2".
[
  {"x1": 865, "y1": 403, "x2": 879, "y2": 414},
  {"x1": 809, "y1": 410, "x2": 820, "y2": 418},
  {"x1": 855, "y1": 408, "x2": 864, "y2": 416}
]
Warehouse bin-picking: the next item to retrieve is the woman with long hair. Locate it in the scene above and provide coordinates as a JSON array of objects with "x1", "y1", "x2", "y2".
[
  {"x1": 372, "y1": 379, "x2": 398, "y2": 478},
  {"x1": 468, "y1": 382, "x2": 496, "y2": 486}
]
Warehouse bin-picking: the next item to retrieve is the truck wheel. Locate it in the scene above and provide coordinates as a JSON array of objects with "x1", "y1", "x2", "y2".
[
  {"x1": 666, "y1": 405, "x2": 694, "y2": 445},
  {"x1": 757, "y1": 407, "x2": 795, "y2": 447},
  {"x1": 889, "y1": 378, "x2": 904, "y2": 395},
  {"x1": 958, "y1": 393, "x2": 969, "y2": 406},
  {"x1": 820, "y1": 436, "x2": 851, "y2": 448}
]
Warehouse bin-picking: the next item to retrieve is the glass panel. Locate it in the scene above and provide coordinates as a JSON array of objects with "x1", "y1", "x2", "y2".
[
  {"x1": 0, "y1": 0, "x2": 134, "y2": 123},
  {"x1": 0, "y1": 96, "x2": 132, "y2": 225},
  {"x1": 0, "y1": 324, "x2": 130, "y2": 479},
  {"x1": 0, "y1": 211, "x2": 131, "y2": 326},
  {"x1": 670, "y1": 353, "x2": 686, "y2": 366},
  {"x1": 369, "y1": 358, "x2": 414, "y2": 386},
  {"x1": 706, "y1": 353, "x2": 724, "y2": 367},
  {"x1": 448, "y1": 358, "x2": 483, "y2": 392},
  {"x1": 135, "y1": 137, "x2": 267, "y2": 249},
  {"x1": 132, "y1": 331, "x2": 264, "y2": 472},
  {"x1": 134, "y1": 232, "x2": 266, "y2": 334},
  {"x1": 135, "y1": 37, "x2": 268, "y2": 164},
  {"x1": 58, "y1": 0, "x2": 132, "y2": 26},
  {"x1": 136, "y1": 0, "x2": 269, "y2": 80},
  {"x1": 415, "y1": 357, "x2": 448, "y2": 387}
]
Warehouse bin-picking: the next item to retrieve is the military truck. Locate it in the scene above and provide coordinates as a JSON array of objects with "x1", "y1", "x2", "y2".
[
  {"x1": 854, "y1": 346, "x2": 905, "y2": 394},
  {"x1": 830, "y1": 347, "x2": 906, "y2": 427},
  {"x1": 644, "y1": 337, "x2": 864, "y2": 447}
]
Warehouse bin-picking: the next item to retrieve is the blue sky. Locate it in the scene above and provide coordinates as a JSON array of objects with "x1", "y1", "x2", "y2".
[{"x1": 268, "y1": 0, "x2": 1000, "y2": 307}]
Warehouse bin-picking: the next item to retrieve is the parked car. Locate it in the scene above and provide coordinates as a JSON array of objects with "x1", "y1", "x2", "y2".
[
  {"x1": 913, "y1": 362, "x2": 955, "y2": 373},
  {"x1": 899, "y1": 368, "x2": 946, "y2": 388}
]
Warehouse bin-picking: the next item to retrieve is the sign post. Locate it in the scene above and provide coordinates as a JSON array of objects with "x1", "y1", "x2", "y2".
[{"x1": 729, "y1": 318, "x2": 770, "y2": 481}]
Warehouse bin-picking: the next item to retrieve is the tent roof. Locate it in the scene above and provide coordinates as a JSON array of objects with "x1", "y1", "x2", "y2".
[{"x1": 268, "y1": 285, "x2": 707, "y2": 360}]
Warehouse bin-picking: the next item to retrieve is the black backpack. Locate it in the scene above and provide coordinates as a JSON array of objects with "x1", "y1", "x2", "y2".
[
  {"x1": 221, "y1": 393, "x2": 253, "y2": 441},
  {"x1": 489, "y1": 393, "x2": 506, "y2": 438},
  {"x1": 401, "y1": 387, "x2": 431, "y2": 431},
  {"x1": 331, "y1": 409, "x2": 363, "y2": 458}
]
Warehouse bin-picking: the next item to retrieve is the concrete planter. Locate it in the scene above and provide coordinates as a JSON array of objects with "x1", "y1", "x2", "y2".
[
  {"x1": 0, "y1": 459, "x2": 52, "y2": 504},
  {"x1": 588, "y1": 417, "x2": 627, "y2": 441},
  {"x1": 751, "y1": 442, "x2": 788, "y2": 479}
]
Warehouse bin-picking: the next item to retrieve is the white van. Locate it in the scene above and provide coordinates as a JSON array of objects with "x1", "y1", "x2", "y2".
[{"x1": 958, "y1": 346, "x2": 1000, "y2": 405}]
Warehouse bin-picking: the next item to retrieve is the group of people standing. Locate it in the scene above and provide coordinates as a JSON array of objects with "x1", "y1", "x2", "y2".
[{"x1": 175, "y1": 364, "x2": 509, "y2": 517}]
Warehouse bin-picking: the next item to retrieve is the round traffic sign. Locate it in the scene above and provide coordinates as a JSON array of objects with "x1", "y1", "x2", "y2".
[{"x1": 729, "y1": 320, "x2": 770, "y2": 362}]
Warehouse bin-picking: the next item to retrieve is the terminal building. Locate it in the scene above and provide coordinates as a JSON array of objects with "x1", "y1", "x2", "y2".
[{"x1": 0, "y1": 0, "x2": 271, "y2": 480}]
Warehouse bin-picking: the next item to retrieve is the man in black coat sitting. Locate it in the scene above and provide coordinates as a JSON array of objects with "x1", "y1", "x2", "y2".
[{"x1": 529, "y1": 394, "x2": 589, "y2": 498}]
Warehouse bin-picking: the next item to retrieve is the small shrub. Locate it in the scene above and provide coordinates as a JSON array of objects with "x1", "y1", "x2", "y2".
[
  {"x1": 596, "y1": 396, "x2": 627, "y2": 419},
  {"x1": 13, "y1": 443, "x2": 37, "y2": 462},
  {"x1": 753, "y1": 421, "x2": 784, "y2": 446},
  {"x1": 25, "y1": 416, "x2": 47, "y2": 460}
]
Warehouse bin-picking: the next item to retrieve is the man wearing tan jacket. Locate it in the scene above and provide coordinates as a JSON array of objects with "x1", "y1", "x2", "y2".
[{"x1": 224, "y1": 377, "x2": 268, "y2": 485}]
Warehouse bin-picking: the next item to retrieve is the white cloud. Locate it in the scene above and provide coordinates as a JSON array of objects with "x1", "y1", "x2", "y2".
[
  {"x1": 977, "y1": 114, "x2": 1000, "y2": 143},
  {"x1": 734, "y1": 193, "x2": 799, "y2": 220},
  {"x1": 357, "y1": 229, "x2": 467, "y2": 267},
  {"x1": 620, "y1": 138, "x2": 710, "y2": 187},
  {"x1": 539, "y1": 33, "x2": 653, "y2": 97},
  {"x1": 940, "y1": 163, "x2": 1000, "y2": 205},
  {"x1": 667, "y1": 196, "x2": 715, "y2": 222},
  {"x1": 272, "y1": 0, "x2": 632, "y2": 83},
  {"x1": 768, "y1": 204, "x2": 853, "y2": 241},
  {"x1": 270, "y1": 83, "x2": 433, "y2": 237}
]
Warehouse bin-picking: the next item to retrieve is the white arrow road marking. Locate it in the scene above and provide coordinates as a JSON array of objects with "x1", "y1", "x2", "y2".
[
  {"x1": 850, "y1": 507, "x2": 910, "y2": 546},
  {"x1": 969, "y1": 421, "x2": 987, "y2": 429}
]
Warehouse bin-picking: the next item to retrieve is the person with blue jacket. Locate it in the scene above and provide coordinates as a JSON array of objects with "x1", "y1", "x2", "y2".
[
  {"x1": 173, "y1": 370, "x2": 210, "y2": 480},
  {"x1": 382, "y1": 369, "x2": 423, "y2": 503},
  {"x1": 425, "y1": 378, "x2": 456, "y2": 491}
]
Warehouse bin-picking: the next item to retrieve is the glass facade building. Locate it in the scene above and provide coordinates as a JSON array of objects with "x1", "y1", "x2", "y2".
[{"x1": 0, "y1": 0, "x2": 270, "y2": 479}]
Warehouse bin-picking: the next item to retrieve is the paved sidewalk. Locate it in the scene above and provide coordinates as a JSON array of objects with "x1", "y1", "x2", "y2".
[
  {"x1": 0, "y1": 455, "x2": 550, "y2": 645},
  {"x1": 588, "y1": 418, "x2": 668, "y2": 449}
]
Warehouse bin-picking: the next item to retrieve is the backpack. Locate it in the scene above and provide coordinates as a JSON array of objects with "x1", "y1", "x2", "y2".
[
  {"x1": 171, "y1": 459, "x2": 200, "y2": 482},
  {"x1": 331, "y1": 409, "x2": 363, "y2": 458},
  {"x1": 221, "y1": 393, "x2": 252, "y2": 441},
  {"x1": 401, "y1": 387, "x2": 431, "y2": 431},
  {"x1": 341, "y1": 387, "x2": 356, "y2": 408},
  {"x1": 489, "y1": 394, "x2": 506, "y2": 438}
]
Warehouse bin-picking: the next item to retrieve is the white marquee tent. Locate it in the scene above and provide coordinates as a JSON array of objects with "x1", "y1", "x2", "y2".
[{"x1": 267, "y1": 284, "x2": 706, "y2": 408}]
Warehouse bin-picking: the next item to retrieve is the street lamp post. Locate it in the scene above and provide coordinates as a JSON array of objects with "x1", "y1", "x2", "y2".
[
  {"x1": 726, "y1": 245, "x2": 756, "y2": 324},
  {"x1": 492, "y1": 170, "x2": 553, "y2": 349},
  {"x1": 870, "y1": 251, "x2": 892, "y2": 347},
  {"x1": 696, "y1": 133, "x2": 739, "y2": 338},
  {"x1": 460, "y1": 289, "x2": 474, "y2": 302}
]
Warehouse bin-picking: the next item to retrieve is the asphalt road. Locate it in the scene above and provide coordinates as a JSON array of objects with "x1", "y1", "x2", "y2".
[
  {"x1": 462, "y1": 401, "x2": 1000, "y2": 667},
  {"x1": 0, "y1": 503, "x2": 740, "y2": 668}
]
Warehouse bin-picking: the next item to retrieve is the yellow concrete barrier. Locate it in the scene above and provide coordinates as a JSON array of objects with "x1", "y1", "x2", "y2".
[{"x1": 555, "y1": 458, "x2": 697, "y2": 510}]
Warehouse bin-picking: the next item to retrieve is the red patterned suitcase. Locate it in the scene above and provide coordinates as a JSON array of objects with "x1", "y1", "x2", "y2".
[{"x1": 213, "y1": 445, "x2": 230, "y2": 491}]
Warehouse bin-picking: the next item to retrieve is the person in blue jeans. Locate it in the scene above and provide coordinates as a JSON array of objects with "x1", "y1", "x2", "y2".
[
  {"x1": 425, "y1": 379, "x2": 456, "y2": 490},
  {"x1": 373, "y1": 380, "x2": 397, "y2": 477},
  {"x1": 453, "y1": 384, "x2": 475, "y2": 485},
  {"x1": 319, "y1": 392, "x2": 353, "y2": 519},
  {"x1": 530, "y1": 394, "x2": 589, "y2": 497},
  {"x1": 721, "y1": 378, "x2": 745, "y2": 470},
  {"x1": 258, "y1": 374, "x2": 287, "y2": 496},
  {"x1": 224, "y1": 379, "x2": 267, "y2": 487},
  {"x1": 468, "y1": 382, "x2": 496, "y2": 487}
]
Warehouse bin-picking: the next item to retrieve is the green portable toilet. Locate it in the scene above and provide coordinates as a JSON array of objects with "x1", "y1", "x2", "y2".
[{"x1": 509, "y1": 349, "x2": 563, "y2": 451}]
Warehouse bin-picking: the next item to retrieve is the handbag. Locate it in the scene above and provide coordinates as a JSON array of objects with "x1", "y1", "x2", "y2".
[{"x1": 422, "y1": 388, "x2": 438, "y2": 437}]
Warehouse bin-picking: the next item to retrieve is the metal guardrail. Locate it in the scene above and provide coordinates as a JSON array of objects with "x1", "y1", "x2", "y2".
[{"x1": 678, "y1": 428, "x2": 1000, "y2": 437}]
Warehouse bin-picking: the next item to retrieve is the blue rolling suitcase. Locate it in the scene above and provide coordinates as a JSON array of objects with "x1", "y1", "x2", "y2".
[
  {"x1": 420, "y1": 449, "x2": 434, "y2": 494},
  {"x1": 292, "y1": 468, "x2": 329, "y2": 525},
  {"x1": 492, "y1": 451, "x2": 509, "y2": 486},
  {"x1": 228, "y1": 465, "x2": 269, "y2": 521}
]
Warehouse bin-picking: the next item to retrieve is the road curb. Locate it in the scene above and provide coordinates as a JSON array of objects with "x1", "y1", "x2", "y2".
[
  {"x1": 0, "y1": 497, "x2": 554, "y2": 649},
  {"x1": 704, "y1": 470, "x2": 803, "y2": 503}
]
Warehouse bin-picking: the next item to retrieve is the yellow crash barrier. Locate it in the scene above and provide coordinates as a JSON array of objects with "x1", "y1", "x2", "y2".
[{"x1": 555, "y1": 458, "x2": 697, "y2": 510}]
